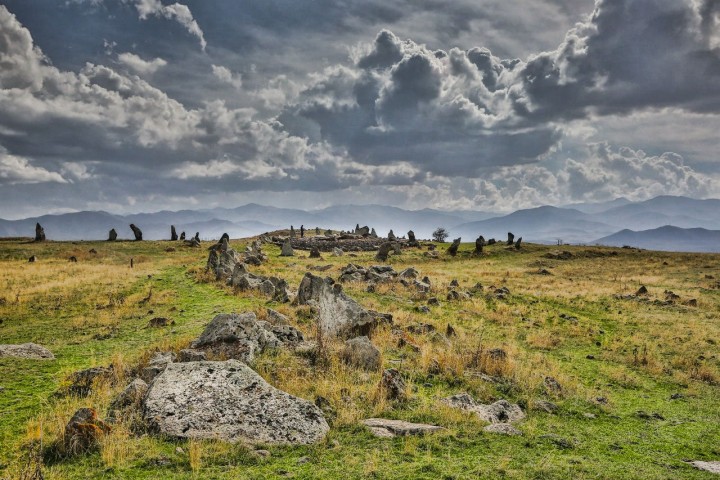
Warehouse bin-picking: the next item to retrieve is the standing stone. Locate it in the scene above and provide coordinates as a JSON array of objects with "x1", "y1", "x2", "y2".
[
  {"x1": 388, "y1": 230, "x2": 396, "y2": 241},
  {"x1": 475, "y1": 235, "x2": 485, "y2": 254},
  {"x1": 280, "y1": 238, "x2": 294, "y2": 257},
  {"x1": 357, "y1": 226, "x2": 370, "y2": 236},
  {"x1": 488, "y1": 238, "x2": 496, "y2": 245},
  {"x1": 108, "y1": 229, "x2": 117, "y2": 241},
  {"x1": 407, "y1": 230, "x2": 418, "y2": 247},
  {"x1": 290, "y1": 226, "x2": 295, "y2": 238},
  {"x1": 180, "y1": 231, "x2": 186, "y2": 240},
  {"x1": 129, "y1": 224, "x2": 143, "y2": 241},
  {"x1": 315, "y1": 227, "x2": 320, "y2": 235},
  {"x1": 447, "y1": 237, "x2": 461, "y2": 256},
  {"x1": 170, "y1": 225, "x2": 178, "y2": 241},
  {"x1": 380, "y1": 368, "x2": 407, "y2": 401},
  {"x1": 507, "y1": 232, "x2": 515, "y2": 246},
  {"x1": 309, "y1": 247, "x2": 322, "y2": 259},
  {"x1": 370, "y1": 228, "x2": 378, "y2": 238},
  {"x1": 514, "y1": 237, "x2": 522, "y2": 250},
  {"x1": 220, "y1": 232, "x2": 230, "y2": 244},
  {"x1": 194, "y1": 232, "x2": 200, "y2": 242},
  {"x1": 375, "y1": 242, "x2": 393, "y2": 262},
  {"x1": 341, "y1": 336, "x2": 381, "y2": 371},
  {"x1": 34, "y1": 223, "x2": 46, "y2": 242}
]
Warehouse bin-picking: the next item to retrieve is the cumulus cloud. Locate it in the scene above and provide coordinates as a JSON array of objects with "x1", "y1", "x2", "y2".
[
  {"x1": 0, "y1": 146, "x2": 67, "y2": 184},
  {"x1": 118, "y1": 52, "x2": 167, "y2": 74},
  {"x1": 211, "y1": 64, "x2": 242, "y2": 89},
  {"x1": 133, "y1": 0, "x2": 206, "y2": 51}
]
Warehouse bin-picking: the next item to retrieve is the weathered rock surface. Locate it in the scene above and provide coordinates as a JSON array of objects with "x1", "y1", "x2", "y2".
[
  {"x1": 484, "y1": 423, "x2": 522, "y2": 435},
  {"x1": 690, "y1": 461, "x2": 720, "y2": 474},
  {"x1": 362, "y1": 418, "x2": 443, "y2": 438},
  {"x1": 0, "y1": 343, "x2": 54, "y2": 360},
  {"x1": 109, "y1": 378, "x2": 148, "y2": 412},
  {"x1": 190, "y1": 313, "x2": 281, "y2": 363},
  {"x1": 230, "y1": 264, "x2": 290, "y2": 302},
  {"x1": 380, "y1": 368, "x2": 406, "y2": 401},
  {"x1": 64, "y1": 408, "x2": 110, "y2": 454},
  {"x1": 375, "y1": 242, "x2": 394, "y2": 262},
  {"x1": 444, "y1": 394, "x2": 525, "y2": 423},
  {"x1": 297, "y1": 273, "x2": 390, "y2": 337},
  {"x1": 280, "y1": 238, "x2": 294, "y2": 257},
  {"x1": 341, "y1": 336, "x2": 381, "y2": 371},
  {"x1": 108, "y1": 229, "x2": 117, "y2": 241},
  {"x1": 266, "y1": 308, "x2": 290, "y2": 325},
  {"x1": 207, "y1": 246, "x2": 243, "y2": 281},
  {"x1": 143, "y1": 360, "x2": 329, "y2": 444},
  {"x1": 170, "y1": 225, "x2": 178, "y2": 241}
]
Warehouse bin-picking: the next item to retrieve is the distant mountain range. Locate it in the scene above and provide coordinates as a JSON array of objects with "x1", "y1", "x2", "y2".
[{"x1": 1, "y1": 195, "x2": 719, "y2": 252}]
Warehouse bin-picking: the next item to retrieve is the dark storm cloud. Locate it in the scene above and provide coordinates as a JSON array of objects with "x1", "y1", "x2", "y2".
[{"x1": 0, "y1": 0, "x2": 719, "y2": 218}]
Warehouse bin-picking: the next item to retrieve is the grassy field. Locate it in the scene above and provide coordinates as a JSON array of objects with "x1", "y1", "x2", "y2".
[{"x1": 0, "y1": 237, "x2": 718, "y2": 479}]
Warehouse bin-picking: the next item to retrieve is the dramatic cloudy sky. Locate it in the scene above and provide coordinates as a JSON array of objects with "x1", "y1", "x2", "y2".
[{"x1": 1, "y1": 0, "x2": 719, "y2": 218}]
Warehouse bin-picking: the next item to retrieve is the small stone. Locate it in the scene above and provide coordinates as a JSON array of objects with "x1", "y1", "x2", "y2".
[
  {"x1": 484, "y1": 423, "x2": 522, "y2": 435},
  {"x1": 362, "y1": 418, "x2": 443, "y2": 438}
]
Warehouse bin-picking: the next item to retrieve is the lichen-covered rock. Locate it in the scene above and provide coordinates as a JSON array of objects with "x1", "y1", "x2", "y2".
[
  {"x1": 443, "y1": 394, "x2": 525, "y2": 423},
  {"x1": 0, "y1": 343, "x2": 54, "y2": 360},
  {"x1": 230, "y1": 264, "x2": 290, "y2": 302},
  {"x1": 191, "y1": 313, "x2": 280, "y2": 363},
  {"x1": 297, "y1": 273, "x2": 390, "y2": 337},
  {"x1": 380, "y1": 368, "x2": 406, "y2": 401},
  {"x1": 64, "y1": 408, "x2": 111, "y2": 454},
  {"x1": 141, "y1": 352, "x2": 176, "y2": 383},
  {"x1": 109, "y1": 378, "x2": 148, "y2": 412},
  {"x1": 207, "y1": 247, "x2": 243, "y2": 281},
  {"x1": 178, "y1": 349, "x2": 207, "y2": 362},
  {"x1": 143, "y1": 360, "x2": 329, "y2": 444},
  {"x1": 265, "y1": 308, "x2": 290, "y2": 325},
  {"x1": 341, "y1": 336, "x2": 381, "y2": 371},
  {"x1": 362, "y1": 418, "x2": 442, "y2": 438}
]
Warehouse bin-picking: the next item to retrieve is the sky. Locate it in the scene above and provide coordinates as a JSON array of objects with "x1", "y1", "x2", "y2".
[{"x1": 0, "y1": 0, "x2": 719, "y2": 219}]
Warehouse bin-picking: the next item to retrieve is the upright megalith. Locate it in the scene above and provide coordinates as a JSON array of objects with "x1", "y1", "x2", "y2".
[
  {"x1": 375, "y1": 242, "x2": 393, "y2": 262},
  {"x1": 507, "y1": 232, "x2": 514, "y2": 246},
  {"x1": 447, "y1": 237, "x2": 461, "y2": 256},
  {"x1": 407, "y1": 230, "x2": 419, "y2": 247},
  {"x1": 475, "y1": 235, "x2": 485, "y2": 254},
  {"x1": 194, "y1": 232, "x2": 200, "y2": 242},
  {"x1": 220, "y1": 232, "x2": 230, "y2": 243},
  {"x1": 297, "y1": 272, "x2": 390, "y2": 337},
  {"x1": 280, "y1": 238, "x2": 294, "y2": 257},
  {"x1": 180, "y1": 231, "x2": 186, "y2": 241},
  {"x1": 129, "y1": 224, "x2": 143, "y2": 241},
  {"x1": 388, "y1": 230, "x2": 396, "y2": 241},
  {"x1": 514, "y1": 237, "x2": 522, "y2": 250},
  {"x1": 34, "y1": 223, "x2": 46, "y2": 242},
  {"x1": 170, "y1": 225, "x2": 178, "y2": 241},
  {"x1": 108, "y1": 229, "x2": 117, "y2": 241}
]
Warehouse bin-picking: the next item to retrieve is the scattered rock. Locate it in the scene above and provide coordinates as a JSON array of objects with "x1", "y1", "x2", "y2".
[
  {"x1": 0, "y1": 343, "x2": 54, "y2": 360},
  {"x1": 332, "y1": 247, "x2": 344, "y2": 257},
  {"x1": 148, "y1": 317, "x2": 174, "y2": 328},
  {"x1": 341, "y1": 336, "x2": 382, "y2": 371},
  {"x1": 534, "y1": 400, "x2": 559, "y2": 414},
  {"x1": 484, "y1": 423, "x2": 522, "y2": 435},
  {"x1": 362, "y1": 418, "x2": 443, "y2": 438},
  {"x1": 689, "y1": 461, "x2": 720, "y2": 474},
  {"x1": 443, "y1": 394, "x2": 525, "y2": 423},
  {"x1": 544, "y1": 376, "x2": 563, "y2": 393},
  {"x1": 142, "y1": 360, "x2": 329, "y2": 444},
  {"x1": 141, "y1": 352, "x2": 176, "y2": 383},
  {"x1": 64, "y1": 408, "x2": 111, "y2": 454},
  {"x1": 109, "y1": 378, "x2": 148, "y2": 413},
  {"x1": 69, "y1": 256, "x2": 78, "y2": 263},
  {"x1": 266, "y1": 308, "x2": 290, "y2": 325},
  {"x1": 309, "y1": 247, "x2": 322, "y2": 259},
  {"x1": 28, "y1": 255, "x2": 37, "y2": 263},
  {"x1": 207, "y1": 245, "x2": 243, "y2": 281},
  {"x1": 375, "y1": 242, "x2": 394, "y2": 262},
  {"x1": 380, "y1": 368, "x2": 406, "y2": 401},
  {"x1": 230, "y1": 264, "x2": 290, "y2": 303},
  {"x1": 635, "y1": 285, "x2": 648, "y2": 296},
  {"x1": 190, "y1": 313, "x2": 281, "y2": 363}
]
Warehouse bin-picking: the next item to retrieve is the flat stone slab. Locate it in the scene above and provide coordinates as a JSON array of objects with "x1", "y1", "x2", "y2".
[
  {"x1": 362, "y1": 418, "x2": 443, "y2": 438},
  {"x1": 143, "y1": 360, "x2": 328, "y2": 445},
  {"x1": 484, "y1": 423, "x2": 522, "y2": 435},
  {"x1": 443, "y1": 393, "x2": 525, "y2": 423},
  {"x1": 0, "y1": 343, "x2": 54, "y2": 360},
  {"x1": 690, "y1": 461, "x2": 720, "y2": 474}
]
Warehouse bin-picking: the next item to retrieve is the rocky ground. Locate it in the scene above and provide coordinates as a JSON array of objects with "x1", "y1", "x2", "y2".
[{"x1": 0, "y1": 234, "x2": 718, "y2": 479}]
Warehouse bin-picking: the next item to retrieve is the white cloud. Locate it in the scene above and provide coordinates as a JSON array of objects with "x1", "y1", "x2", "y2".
[
  {"x1": 118, "y1": 52, "x2": 167, "y2": 75},
  {"x1": 211, "y1": 64, "x2": 242, "y2": 89},
  {"x1": 134, "y1": 0, "x2": 207, "y2": 51},
  {"x1": 0, "y1": 147, "x2": 67, "y2": 185}
]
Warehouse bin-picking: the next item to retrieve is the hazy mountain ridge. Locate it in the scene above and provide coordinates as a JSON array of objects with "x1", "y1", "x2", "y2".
[
  {"x1": 2, "y1": 196, "x2": 720, "y2": 251},
  {"x1": 594, "y1": 225, "x2": 720, "y2": 252}
]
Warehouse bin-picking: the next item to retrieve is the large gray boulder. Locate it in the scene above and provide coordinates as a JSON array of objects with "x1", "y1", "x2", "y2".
[
  {"x1": 143, "y1": 360, "x2": 329, "y2": 444},
  {"x1": 280, "y1": 238, "x2": 294, "y2": 257},
  {"x1": 0, "y1": 343, "x2": 54, "y2": 360},
  {"x1": 297, "y1": 273, "x2": 390, "y2": 337},
  {"x1": 191, "y1": 313, "x2": 280, "y2": 363}
]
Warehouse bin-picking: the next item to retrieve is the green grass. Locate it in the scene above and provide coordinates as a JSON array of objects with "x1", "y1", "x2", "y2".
[{"x1": 0, "y1": 238, "x2": 718, "y2": 479}]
